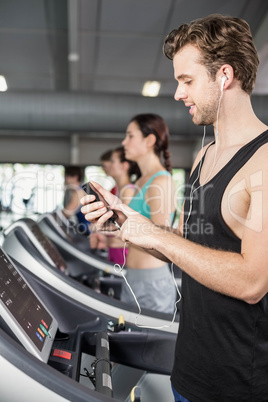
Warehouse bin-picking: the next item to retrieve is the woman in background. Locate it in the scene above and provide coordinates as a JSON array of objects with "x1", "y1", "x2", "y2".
[
  {"x1": 90, "y1": 147, "x2": 140, "y2": 265},
  {"x1": 120, "y1": 113, "x2": 176, "y2": 313},
  {"x1": 106, "y1": 146, "x2": 140, "y2": 265},
  {"x1": 82, "y1": 114, "x2": 177, "y2": 313}
]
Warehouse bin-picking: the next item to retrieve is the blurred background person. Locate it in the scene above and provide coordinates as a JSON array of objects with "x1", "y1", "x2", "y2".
[
  {"x1": 90, "y1": 147, "x2": 140, "y2": 265},
  {"x1": 106, "y1": 146, "x2": 140, "y2": 265},
  {"x1": 99, "y1": 149, "x2": 117, "y2": 195},
  {"x1": 63, "y1": 165, "x2": 90, "y2": 236}
]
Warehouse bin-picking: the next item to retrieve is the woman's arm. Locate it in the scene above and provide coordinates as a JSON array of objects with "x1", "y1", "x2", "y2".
[{"x1": 146, "y1": 174, "x2": 176, "y2": 225}]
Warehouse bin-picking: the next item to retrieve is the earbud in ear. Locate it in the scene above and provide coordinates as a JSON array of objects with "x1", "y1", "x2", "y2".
[{"x1": 221, "y1": 76, "x2": 227, "y2": 92}]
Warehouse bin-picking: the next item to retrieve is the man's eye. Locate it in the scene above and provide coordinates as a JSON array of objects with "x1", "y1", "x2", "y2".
[{"x1": 185, "y1": 80, "x2": 192, "y2": 85}]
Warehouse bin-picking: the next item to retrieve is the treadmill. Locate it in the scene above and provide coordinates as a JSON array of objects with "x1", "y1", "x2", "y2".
[
  {"x1": 4, "y1": 217, "x2": 124, "y2": 299},
  {"x1": 0, "y1": 246, "x2": 176, "y2": 401},
  {"x1": 2, "y1": 217, "x2": 180, "y2": 333},
  {"x1": 39, "y1": 210, "x2": 182, "y2": 289},
  {"x1": 43, "y1": 208, "x2": 94, "y2": 253},
  {"x1": 37, "y1": 210, "x2": 110, "y2": 260}
]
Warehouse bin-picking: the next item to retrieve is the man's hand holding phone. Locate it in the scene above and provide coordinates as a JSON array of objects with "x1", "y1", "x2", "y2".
[
  {"x1": 80, "y1": 181, "x2": 126, "y2": 231},
  {"x1": 81, "y1": 181, "x2": 160, "y2": 250}
]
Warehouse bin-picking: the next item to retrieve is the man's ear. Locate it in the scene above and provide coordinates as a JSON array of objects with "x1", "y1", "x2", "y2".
[{"x1": 219, "y1": 65, "x2": 234, "y2": 89}]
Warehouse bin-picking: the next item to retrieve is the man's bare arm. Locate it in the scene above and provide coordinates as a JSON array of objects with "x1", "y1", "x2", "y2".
[
  {"x1": 141, "y1": 223, "x2": 182, "y2": 262},
  {"x1": 120, "y1": 155, "x2": 268, "y2": 304}
]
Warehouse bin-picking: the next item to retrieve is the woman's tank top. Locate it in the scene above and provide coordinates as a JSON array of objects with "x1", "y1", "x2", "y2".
[{"x1": 128, "y1": 170, "x2": 172, "y2": 219}]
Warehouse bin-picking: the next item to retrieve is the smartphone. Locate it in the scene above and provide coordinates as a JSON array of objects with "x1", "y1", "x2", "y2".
[{"x1": 82, "y1": 182, "x2": 120, "y2": 227}]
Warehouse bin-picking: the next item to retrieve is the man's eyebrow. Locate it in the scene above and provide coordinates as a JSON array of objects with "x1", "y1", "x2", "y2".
[{"x1": 175, "y1": 74, "x2": 193, "y2": 80}]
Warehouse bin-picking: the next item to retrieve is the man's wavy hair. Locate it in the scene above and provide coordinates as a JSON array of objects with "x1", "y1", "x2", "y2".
[{"x1": 163, "y1": 14, "x2": 259, "y2": 95}]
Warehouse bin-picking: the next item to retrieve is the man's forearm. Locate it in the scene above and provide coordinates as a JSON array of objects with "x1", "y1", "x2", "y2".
[
  {"x1": 143, "y1": 224, "x2": 181, "y2": 262},
  {"x1": 145, "y1": 248, "x2": 170, "y2": 262},
  {"x1": 152, "y1": 229, "x2": 265, "y2": 304}
]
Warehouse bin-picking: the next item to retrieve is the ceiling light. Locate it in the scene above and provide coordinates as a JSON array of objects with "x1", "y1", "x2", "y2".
[
  {"x1": 142, "y1": 81, "x2": 161, "y2": 97},
  {"x1": 0, "y1": 75, "x2": 8, "y2": 91}
]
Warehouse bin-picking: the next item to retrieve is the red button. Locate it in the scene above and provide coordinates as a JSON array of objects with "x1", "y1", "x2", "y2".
[{"x1": 53, "y1": 349, "x2": 72, "y2": 360}]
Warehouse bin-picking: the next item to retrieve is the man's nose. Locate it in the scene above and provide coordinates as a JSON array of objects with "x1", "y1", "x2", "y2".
[{"x1": 174, "y1": 84, "x2": 187, "y2": 101}]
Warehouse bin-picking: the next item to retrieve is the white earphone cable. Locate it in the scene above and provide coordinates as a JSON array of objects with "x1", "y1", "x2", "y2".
[
  {"x1": 183, "y1": 84, "x2": 224, "y2": 239},
  {"x1": 114, "y1": 242, "x2": 181, "y2": 330}
]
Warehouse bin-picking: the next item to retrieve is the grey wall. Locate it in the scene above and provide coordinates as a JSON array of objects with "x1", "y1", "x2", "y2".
[
  {"x1": 0, "y1": 92, "x2": 266, "y2": 169},
  {"x1": 0, "y1": 132, "x2": 198, "y2": 169}
]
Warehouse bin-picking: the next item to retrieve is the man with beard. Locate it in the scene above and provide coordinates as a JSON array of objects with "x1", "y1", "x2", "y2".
[{"x1": 81, "y1": 14, "x2": 268, "y2": 401}]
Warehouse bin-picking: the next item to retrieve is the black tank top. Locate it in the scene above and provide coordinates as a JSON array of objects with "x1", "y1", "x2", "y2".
[{"x1": 171, "y1": 130, "x2": 268, "y2": 402}]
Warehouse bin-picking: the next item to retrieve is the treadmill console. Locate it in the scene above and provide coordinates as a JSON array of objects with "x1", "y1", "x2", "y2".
[
  {"x1": 0, "y1": 248, "x2": 58, "y2": 362},
  {"x1": 50, "y1": 211, "x2": 75, "y2": 242},
  {"x1": 5, "y1": 218, "x2": 67, "y2": 273},
  {"x1": 30, "y1": 221, "x2": 67, "y2": 272}
]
